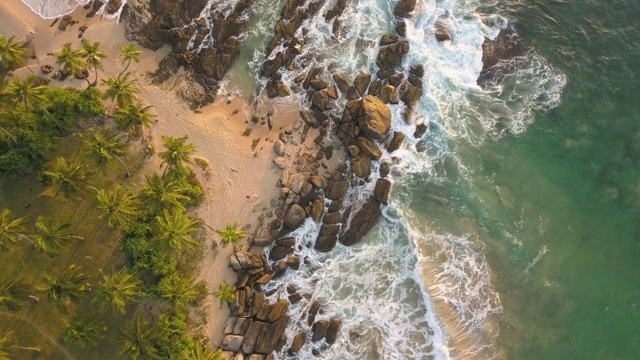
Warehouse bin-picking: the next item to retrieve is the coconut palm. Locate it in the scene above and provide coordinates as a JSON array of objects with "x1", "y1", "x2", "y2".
[
  {"x1": 0, "y1": 329, "x2": 40, "y2": 359},
  {"x1": 53, "y1": 42, "x2": 88, "y2": 80},
  {"x1": 0, "y1": 277, "x2": 29, "y2": 311},
  {"x1": 213, "y1": 282, "x2": 235, "y2": 307},
  {"x1": 63, "y1": 313, "x2": 105, "y2": 349},
  {"x1": 33, "y1": 216, "x2": 83, "y2": 257},
  {"x1": 93, "y1": 267, "x2": 140, "y2": 315},
  {"x1": 119, "y1": 43, "x2": 143, "y2": 78},
  {"x1": 215, "y1": 222, "x2": 246, "y2": 247},
  {"x1": 0, "y1": 35, "x2": 25, "y2": 70},
  {"x1": 154, "y1": 209, "x2": 200, "y2": 253},
  {"x1": 114, "y1": 102, "x2": 155, "y2": 141},
  {"x1": 0, "y1": 75, "x2": 46, "y2": 108},
  {"x1": 81, "y1": 39, "x2": 107, "y2": 87},
  {"x1": 190, "y1": 343, "x2": 224, "y2": 360},
  {"x1": 42, "y1": 157, "x2": 96, "y2": 199},
  {"x1": 138, "y1": 173, "x2": 190, "y2": 214},
  {"x1": 96, "y1": 186, "x2": 138, "y2": 229},
  {"x1": 101, "y1": 72, "x2": 140, "y2": 107},
  {"x1": 119, "y1": 312, "x2": 162, "y2": 360},
  {"x1": 36, "y1": 264, "x2": 89, "y2": 313},
  {"x1": 159, "y1": 136, "x2": 195, "y2": 177},
  {"x1": 82, "y1": 128, "x2": 130, "y2": 176},
  {"x1": 157, "y1": 274, "x2": 201, "y2": 312},
  {"x1": 0, "y1": 209, "x2": 36, "y2": 251}
]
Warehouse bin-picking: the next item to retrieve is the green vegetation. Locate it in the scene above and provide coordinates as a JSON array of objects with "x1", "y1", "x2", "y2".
[
  {"x1": 216, "y1": 221, "x2": 246, "y2": 247},
  {"x1": 213, "y1": 281, "x2": 236, "y2": 307},
  {"x1": 0, "y1": 39, "x2": 220, "y2": 360},
  {"x1": 119, "y1": 43, "x2": 144, "y2": 78}
]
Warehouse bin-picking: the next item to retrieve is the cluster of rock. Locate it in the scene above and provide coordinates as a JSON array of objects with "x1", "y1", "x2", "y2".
[{"x1": 219, "y1": 250, "x2": 340, "y2": 358}]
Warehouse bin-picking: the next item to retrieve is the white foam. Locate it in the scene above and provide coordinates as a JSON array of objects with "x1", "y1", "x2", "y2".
[{"x1": 20, "y1": 0, "x2": 90, "y2": 19}]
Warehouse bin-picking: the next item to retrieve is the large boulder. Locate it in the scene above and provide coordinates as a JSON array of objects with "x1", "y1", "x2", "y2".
[
  {"x1": 340, "y1": 195, "x2": 381, "y2": 246},
  {"x1": 351, "y1": 155, "x2": 372, "y2": 178},
  {"x1": 326, "y1": 319, "x2": 342, "y2": 344},
  {"x1": 376, "y1": 41, "x2": 410, "y2": 70},
  {"x1": 358, "y1": 96, "x2": 392, "y2": 140},
  {"x1": 311, "y1": 320, "x2": 329, "y2": 342},
  {"x1": 289, "y1": 332, "x2": 306, "y2": 353},
  {"x1": 254, "y1": 315, "x2": 290, "y2": 354},
  {"x1": 374, "y1": 178, "x2": 392, "y2": 205},
  {"x1": 356, "y1": 137, "x2": 382, "y2": 160},
  {"x1": 479, "y1": 24, "x2": 523, "y2": 84},
  {"x1": 387, "y1": 131, "x2": 406, "y2": 152},
  {"x1": 284, "y1": 204, "x2": 306, "y2": 229},
  {"x1": 393, "y1": 0, "x2": 417, "y2": 18}
]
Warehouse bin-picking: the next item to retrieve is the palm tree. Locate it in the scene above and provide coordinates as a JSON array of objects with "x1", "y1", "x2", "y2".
[
  {"x1": 119, "y1": 43, "x2": 144, "y2": 78},
  {"x1": 53, "y1": 42, "x2": 88, "y2": 80},
  {"x1": 119, "y1": 312, "x2": 161, "y2": 360},
  {"x1": 0, "y1": 110, "x2": 16, "y2": 144},
  {"x1": 0, "y1": 277, "x2": 29, "y2": 311},
  {"x1": 96, "y1": 186, "x2": 138, "y2": 229},
  {"x1": 93, "y1": 268, "x2": 140, "y2": 315},
  {"x1": 33, "y1": 216, "x2": 83, "y2": 257},
  {"x1": 0, "y1": 75, "x2": 46, "y2": 108},
  {"x1": 154, "y1": 209, "x2": 200, "y2": 254},
  {"x1": 213, "y1": 282, "x2": 236, "y2": 307},
  {"x1": 0, "y1": 209, "x2": 36, "y2": 251},
  {"x1": 101, "y1": 72, "x2": 140, "y2": 107},
  {"x1": 159, "y1": 136, "x2": 195, "y2": 177},
  {"x1": 215, "y1": 222, "x2": 246, "y2": 247},
  {"x1": 82, "y1": 128, "x2": 130, "y2": 177},
  {"x1": 42, "y1": 157, "x2": 97, "y2": 199},
  {"x1": 0, "y1": 329, "x2": 40, "y2": 359},
  {"x1": 190, "y1": 343, "x2": 224, "y2": 360},
  {"x1": 157, "y1": 274, "x2": 201, "y2": 312},
  {"x1": 63, "y1": 313, "x2": 105, "y2": 349},
  {"x1": 137, "y1": 173, "x2": 190, "y2": 214},
  {"x1": 114, "y1": 102, "x2": 155, "y2": 141},
  {"x1": 0, "y1": 35, "x2": 25, "y2": 70},
  {"x1": 81, "y1": 39, "x2": 107, "y2": 87},
  {"x1": 36, "y1": 264, "x2": 89, "y2": 313}
]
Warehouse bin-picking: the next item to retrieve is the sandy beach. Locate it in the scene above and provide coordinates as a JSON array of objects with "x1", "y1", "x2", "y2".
[{"x1": 0, "y1": 0, "x2": 300, "y2": 347}]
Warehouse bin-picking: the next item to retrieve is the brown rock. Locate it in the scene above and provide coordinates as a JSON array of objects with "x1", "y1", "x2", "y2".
[
  {"x1": 393, "y1": 0, "x2": 417, "y2": 17},
  {"x1": 287, "y1": 255, "x2": 300, "y2": 270},
  {"x1": 242, "y1": 321, "x2": 267, "y2": 354},
  {"x1": 322, "y1": 212, "x2": 342, "y2": 224},
  {"x1": 378, "y1": 85, "x2": 397, "y2": 104},
  {"x1": 312, "y1": 89, "x2": 330, "y2": 111},
  {"x1": 374, "y1": 178, "x2": 392, "y2": 205},
  {"x1": 351, "y1": 155, "x2": 372, "y2": 178},
  {"x1": 310, "y1": 79, "x2": 328, "y2": 90},
  {"x1": 353, "y1": 74, "x2": 371, "y2": 97},
  {"x1": 222, "y1": 335, "x2": 244, "y2": 352},
  {"x1": 326, "y1": 319, "x2": 342, "y2": 344},
  {"x1": 356, "y1": 137, "x2": 382, "y2": 160},
  {"x1": 379, "y1": 34, "x2": 398, "y2": 46},
  {"x1": 254, "y1": 315, "x2": 290, "y2": 354},
  {"x1": 284, "y1": 204, "x2": 306, "y2": 229},
  {"x1": 315, "y1": 235, "x2": 338, "y2": 252},
  {"x1": 332, "y1": 73, "x2": 350, "y2": 92},
  {"x1": 358, "y1": 95, "x2": 392, "y2": 140},
  {"x1": 340, "y1": 195, "x2": 381, "y2": 246},
  {"x1": 414, "y1": 123, "x2": 428, "y2": 138},
  {"x1": 289, "y1": 332, "x2": 306, "y2": 353},
  {"x1": 256, "y1": 274, "x2": 273, "y2": 285},
  {"x1": 396, "y1": 20, "x2": 407, "y2": 36},
  {"x1": 380, "y1": 160, "x2": 391, "y2": 177},
  {"x1": 268, "y1": 300, "x2": 289, "y2": 322},
  {"x1": 435, "y1": 22, "x2": 451, "y2": 42},
  {"x1": 307, "y1": 301, "x2": 321, "y2": 326},
  {"x1": 252, "y1": 292, "x2": 265, "y2": 317},
  {"x1": 311, "y1": 320, "x2": 329, "y2": 342},
  {"x1": 311, "y1": 196, "x2": 325, "y2": 222},
  {"x1": 387, "y1": 131, "x2": 406, "y2": 152},
  {"x1": 376, "y1": 41, "x2": 410, "y2": 70}
]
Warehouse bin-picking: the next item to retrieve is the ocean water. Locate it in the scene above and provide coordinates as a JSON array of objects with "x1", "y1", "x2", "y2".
[{"x1": 21, "y1": 0, "x2": 640, "y2": 358}]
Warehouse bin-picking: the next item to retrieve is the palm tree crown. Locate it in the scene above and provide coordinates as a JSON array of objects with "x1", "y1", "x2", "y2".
[
  {"x1": 0, "y1": 75, "x2": 46, "y2": 108},
  {"x1": 82, "y1": 128, "x2": 130, "y2": 176},
  {"x1": 0, "y1": 329, "x2": 18, "y2": 360},
  {"x1": 63, "y1": 313, "x2": 105, "y2": 349},
  {"x1": 0, "y1": 277, "x2": 29, "y2": 311},
  {"x1": 97, "y1": 186, "x2": 138, "y2": 229},
  {"x1": 53, "y1": 42, "x2": 88, "y2": 78},
  {"x1": 81, "y1": 39, "x2": 107, "y2": 87},
  {"x1": 0, "y1": 35, "x2": 25, "y2": 70},
  {"x1": 93, "y1": 267, "x2": 140, "y2": 315},
  {"x1": 213, "y1": 282, "x2": 236, "y2": 307},
  {"x1": 42, "y1": 157, "x2": 93, "y2": 199},
  {"x1": 157, "y1": 274, "x2": 201, "y2": 312},
  {"x1": 33, "y1": 216, "x2": 83, "y2": 257},
  {"x1": 154, "y1": 209, "x2": 200, "y2": 253},
  {"x1": 138, "y1": 173, "x2": 190, "y2": 214},
  {"x1": 114, "y1": 102, "x2": 155, "y2": 140},
  {"x1": 36, "y1": 264, "x2": 89, "y2": 313},
  {"x1": 215, "y1": 222, "x2": 246, "y2": 247},
  {"x1": 0, "y1": 209, "x2": 33, "y2": 252},
  {"x1": 159, "y1": 135, "x2": 195, "y2": 176},
  {"x1": 119, "y1": 312, "x2": 162, "y2": 360},
  {"x1": 190, "y1": 343, "x2": 224, "y2": 360},
  {"x1": 101, "y1": 72, "x2": 140, "y2": 108},
  {"x1": 119, "y1": 43, "x2": 143, "y2": 77}
]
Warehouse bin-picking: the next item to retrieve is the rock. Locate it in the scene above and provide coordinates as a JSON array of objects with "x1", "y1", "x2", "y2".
[
  {"x1": 247, "y1": 355, "x2": 265, "y2": 360},
  {"x1": 288, "y1": 292, "x2": 303, "y2": 303},
  {"x1": 299, "y1": 182, "x2": 315, "y2": 204},
  {"x1": 327, "y1": 86, "x2": 338, "y2": 99},
  {"x1": 396, "y1": 20, "x2": 407, "y2": 37},
  {"x1": 340, "y1": 195, "x2": 381, "y2": 246},
  {"x1": 254, "y1": 315, "x2": 290, "y2": 354},
  {"x1": 274, "y1": 157, "x2": 287, "y2": 169},
  {"x1": 222, "y1": 335, "x2": 244, "y2": 352},
  {"x1": 242, "y1": 321, "x2": 267, "y2": 354},
  {"x1": 324, "y1": 145, "x2": 334, "y2": 160},
  {"x1": 224, "y1": 317, "x2": 238, "y2": 334},
  {"x1": 310, "y1": 176, "x2": 325, "y2": 189},
  {"x1": 105, "y1": 0, "x2": 122, "y2": 14},
  {"x1": 374, "y1": 178, "x2": 392, "y2": 205},
  {"x1": 284, "y1": 204, "x2": 307, "y2": 230},
  {"x1": 387, "y1": 131, "x2": 406, "y2": 152},
  {"x1": 332, "y1": 74, "x2": 350, "y2": 92},
  {"x1": 315, "y1": 234, "x2": 338, "y2": 252},
  {"x1": 434, "y1": 22, "x2": 451, "y2": 42},
  {"x1": 379, "y1": 34, "x2": 398, "y2": 46},
  {"x1": 388, "y1": 74, "x2": 404, "y2": 88},
  {"x1": 353, "y1": 74, "x2": 371, "y2": 97},
  {"x1": 287, "y1": 255, "x2": 300, "y2": 270},
  {"x1": 356, "y1": 137, "x2": 382, "y2": 160},
  {"x1": 479, "y1": 24, "x2": 523, "y2": 84},
  {"x1": 351, "y1": 155, "x2": 372, "y2": 178},
  {"x1": 220, "y1": 351, "x2": 235, "y2": 360},
  {"x1": 40, "y1": 64, "x2": 53, "y2": 74},
  {"x1": 378, "y1": 85, "x2": 397, "y2": 104},
  {"x1": 58, "y1": 15, "x2": 73, "y2": 31},
  {"x1": 290, "y1": 174, "x2": 306, "y2": 194},
  {"x1": 393, "y1": 0, "x2": 417, "y2": 18},
  {"x1": 233, "y1": 318, "x2": 248, "y2": 335},
  {"x1": 376, "y1": 41, "x2": 410, "y2": 70},
  {"x1": 346, "y1": 86, "x2": 360, "y2": 100},
  {"x1": 410, "y1": 64, "x2": 425, "y2": 78},
  {"x1": 380, "y1": 160, "x2": 391, "y2": 177},
  {"x1": 310, "y1": 79, "x2": 328, "y2": 90},
  {"x1": 268, "y1": 300, "x2": 289, "y2": 322},
  {"x1": 270, "y1": 245, "x2": 293, "y2": 261},
  {"x1": 358, "y1": 96, "x2": 392, "y2": 140},
  {"x1": 307, "y1": 301, "x2": 321, "y2": 326},
  {"x1": 289, "y1": 332, "x2": 306, "y2": 353},
  {"x1": 276, "y1": 238, "x2": 296, "y2": 247},
  {"x1": 256, "y1": 274, "x2": 273, "y2": 285},
  {"x1": 312, "y1": 89, "x2": 330, "y2": 111},
  {"x1": 326, "y1": 319, "x2": 342, "y2": 344},
  {"x1": 348, "y1": 145, "x2": 360, "y2": 157},
  {"x1": 322, "y1": 212, "x2": 342, "y2": 225},
  {"x1": 311, "y1": 320, "x2": 329, "y2": 342},
  {"x1": 276, "y1": 82, "x2": 291, "y2": 97},
  {"x1": 414, "y1": 123, "x2": 428, "y2": 139},
  {"x1": 274, "y1": 140, "x2": 285, "y2": 155},
  {"x1": 252, "y1": 292, "x2": 265, "y2": 317},
  {"x1": 311, "y1": 196, "x2": 324, "y2": 222}
]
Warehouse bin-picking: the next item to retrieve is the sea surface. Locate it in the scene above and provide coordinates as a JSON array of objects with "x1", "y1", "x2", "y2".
[{"x1": 25, "y1": 0, "x2": 640, "y2": 358}]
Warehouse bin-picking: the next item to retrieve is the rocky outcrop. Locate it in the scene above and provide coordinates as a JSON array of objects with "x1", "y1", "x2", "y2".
[
  {"x1": 393, "y1": 0, "x2": 417, "y2": 18},
  {"x1": 358, "y1": 96, "x2": 392, "y2": 140},
  {"x1": 340, "y1": 195, "x2": 382, "y2": 246},
  {"x1": 478, "y1": 24, "x2": 523, "y2": 84},
  {"x1": 387, "y1": 131, "x2": 405, "y2": 152},
  {"x1": 376, "y1": 40, "x2": 410, "y2": 70}
]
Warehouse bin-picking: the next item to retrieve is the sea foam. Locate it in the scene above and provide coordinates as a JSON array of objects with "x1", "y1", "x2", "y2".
[{"x1": 20, "y1": 0, "x2": 90, "y2": 19}]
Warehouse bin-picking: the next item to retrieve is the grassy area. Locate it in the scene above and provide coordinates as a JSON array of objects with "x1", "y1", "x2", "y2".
[{"x1": 0, "y1": 132, "x2": 146, "y2": 359}]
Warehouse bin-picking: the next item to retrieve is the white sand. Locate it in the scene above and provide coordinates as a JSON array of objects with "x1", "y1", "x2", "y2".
[{"x1": 0, "y1": 1, "x2": 303, "y2": 347}]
